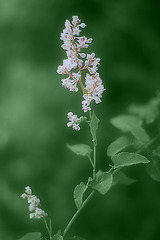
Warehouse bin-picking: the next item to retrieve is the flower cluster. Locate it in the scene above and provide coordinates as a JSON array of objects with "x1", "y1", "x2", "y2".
[
  {"x1": 21, "y1": 186, "x2": 47, "y2": 219},
  {"x1": 57, "y1": 16, "x2": 105, "y2": 114},
  {"x1": 67, "y1": 112, "x2": 84, "y2": 131}
]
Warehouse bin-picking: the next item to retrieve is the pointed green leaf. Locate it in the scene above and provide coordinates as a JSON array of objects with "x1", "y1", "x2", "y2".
[
  {"x1": 110, "y1": 115, "x2": 150, "y2": 145},
  {"x1": 112, "y1": 152, "x2": 150, "y2": 169},
  {"x1": 74, "y1": 182, "x2": 88, "y2": 209},
  {"x1": 19, "y1": 232, "x2": 42, "y2": 240},
  {"x1": 113, "y1": 171, "x2": 137, "y2": 186},
  {"x1": 91, "y1": 171, "x2": 113, "y2": 195},
  {"x1": 90, "y1": 111, "x2": 100, "y2": 143},
  {"x1": 52, "y1": 233, "x2": 63, "y2": 240},
  {"x1": 67, "y1": 144, "x2": 92, "y2": 157},
  {"x1": 78, "y1": 117, "x2": 87, "y2": 124},
  {"x1": 128, "y1": 96, "x2": 160, "y2": 124},
  {"x1": 146, "y1": 159, "x2": 160, "y2": 182},
  {"x1": 107, "y1": 136, "x2": 133, "y2": 157}
]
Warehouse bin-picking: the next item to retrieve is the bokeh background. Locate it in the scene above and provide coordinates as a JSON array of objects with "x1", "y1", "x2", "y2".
[{"x1": 0, "y1": 0, "x2": 160, "y2": 239}]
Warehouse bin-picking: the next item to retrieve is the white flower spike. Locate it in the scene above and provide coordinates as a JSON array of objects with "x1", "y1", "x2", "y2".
[
  {"x1": 21, "y1": 186, "x2": 47, "y2": 219},
  {"x1": 57, "y1": 16, "x2": 105, "y2": 114}
]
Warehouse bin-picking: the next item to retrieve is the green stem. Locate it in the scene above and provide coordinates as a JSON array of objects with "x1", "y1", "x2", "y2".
[
  {"x1": 49, "y1": 218, "x2": 52, "y2": 240},
  {"x1": 89, "y1": 110, "x2": 97, "y2": 179},
  {"x1": 44, "y1": 218, "x2": 52, "y2": 240},
  {"x1": 88, "y1": 156, "x2": 94, "y2": 168},
  {"x1": 63, "y1": 190, "x2": 95, "y2": 238},
  {"x1": 136, "y1": 134, "x2": 160, "y2": 154},
  {"x1": 93, "y1": 141, "x2": 96, "y2": 179}
]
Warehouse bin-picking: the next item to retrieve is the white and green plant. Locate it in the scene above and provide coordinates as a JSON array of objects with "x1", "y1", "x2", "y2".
[{"x1": 19, "y1": 16, "x2": 160, "y2": 240}]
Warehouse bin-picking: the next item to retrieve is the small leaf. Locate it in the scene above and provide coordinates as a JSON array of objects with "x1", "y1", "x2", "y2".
[
  {"x1": 67, "y1": 144, "x2": 92, "y2": 157},
  {"x1": 128, "y1": 96, "x2": 160, "y2": 124},
  {"x1": 110, "y1": 115, "x2": 150, "y2": 145},
  {"x1": 78, "y1": 117, "x2": 87, "y2": 124},
  {"x1": 52, "y1": 232, "x2": 63, "y2": 240},
  {"x1": 112, "y1": 152, "x2": 150, "y2": 169},
  {"x1": 90, "y1": 111, "x2": 100, "y2": 144},
  {"x1": 146, "y1": 159, "x2": 160, "y2": 182},
  {"x1": 74, "y1": 182, "x2": 88, "y2": 209},
  {"x1": 107, "y1": 136, "x2": 133, "y2": 157},
  {"x1": 91, "y1": 171, "x2": 113, "y2": 195},
  {"x1": 19, "y1": 232, "x2": 42, "y2": 240},
  {"x1": 113, "y1": 171, "x2": 137, "y2": 186}
]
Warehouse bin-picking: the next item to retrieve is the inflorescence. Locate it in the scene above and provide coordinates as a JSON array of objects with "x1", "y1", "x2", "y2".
[
  {"x1": 57, "y1": 16, "x2": 105, "y2": 130},
  {"x1": 67, "y1": 112, "x2": 84, "y2": 131},
  {"x1": 21, "y1": 186, "x2": 47, "y2": 219}
]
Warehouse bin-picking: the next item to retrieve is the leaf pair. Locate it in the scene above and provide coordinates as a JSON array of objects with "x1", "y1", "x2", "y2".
[{"x1": 107, "y1": 136, "x2": 149, "y2": 169}]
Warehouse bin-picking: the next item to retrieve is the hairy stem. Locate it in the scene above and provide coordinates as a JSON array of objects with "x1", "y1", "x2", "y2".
[{"x1": 63, "y1": 190, "x2": 95, "y2": 237}]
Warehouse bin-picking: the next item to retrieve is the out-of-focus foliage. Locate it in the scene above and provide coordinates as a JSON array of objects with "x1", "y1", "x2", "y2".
[{"x1": 0, "y1": 0, "x2": 160, "y2": 240}]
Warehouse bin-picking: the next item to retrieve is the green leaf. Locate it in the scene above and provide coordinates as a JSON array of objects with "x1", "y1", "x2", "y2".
[
  {"x1": 67, "y1": 144, "x2": 92, "y2": 157},
  {"x1": 91, "y1": 171, "x2": 113, "y2": 195},
  {"x1": 107, "y1": 136, "x2": 133, "y2": 157},
  {"x1": 112, "y1": 152, "x2": 150, "y2": 169},
  {"x1": 146, "y1": 159, "x2": 160, "y2": 182},
  {"x1": 128, "y1": 96, "x2": 160, "y2": 124},
  {"x1": 90, "y1": 111, "x2": 100, "y2": 144},
  {"x1": 52, "y1": 232, "x2": 63, "y2": 240},
  {"x1": 78, "y1": 116, "x2": 87, "y2": 124},
  {"x1": 19, "y1": 232, "x2": 42, "y2": 240},
  {"x1": 74, "y1": 182, "x2": 88, "y2": 209},
  {"x1": 113, "y1": 171, "x2": 137, "y2": 186},
  {"x1": 110, "y1": 115, "x2": 150, "y2": 145}
]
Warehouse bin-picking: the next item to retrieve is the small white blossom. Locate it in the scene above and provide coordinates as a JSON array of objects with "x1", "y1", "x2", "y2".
[
  {"x1": 61, "y1": 77, "x2": 78, "y2": 92},
  {"x1": 72, "y1": 16, "x2": 80, "y2": 26},
  {"x1": 67, "y1": 112, "x2": 84, "y2": 131},
  {"x1": 80, "y1": 23, "x2": 86, "y2": 28},
  {"x1": 25, "y1": 186, "x2": 32, "y2": 195},
  {"x1": 73, "y1": 26, "x2": 81, "y2": 36},
  {"x1": 79, "y1": 53, "x2": 86, "y2": 58},
  {"x1": 21, "y1": 186, "x2": 47, "y2": 219},
  {"x1": 21, "y1": 193, "x2": 27, "y2": 199}
]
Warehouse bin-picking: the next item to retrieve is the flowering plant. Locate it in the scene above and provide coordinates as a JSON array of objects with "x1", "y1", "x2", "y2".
[{"x1": 19, "y1": 16, "x2": 160, "y2": 240}]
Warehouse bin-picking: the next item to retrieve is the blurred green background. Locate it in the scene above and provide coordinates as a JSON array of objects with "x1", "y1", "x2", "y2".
[{"x1": 0, "y1": 0, "x2": 160, "y2": 239}]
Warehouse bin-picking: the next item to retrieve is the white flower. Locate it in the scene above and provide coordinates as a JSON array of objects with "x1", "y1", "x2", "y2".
[
  {"x1": 80, "y1": 23, "x2": 86, "y2": 28},
  {"x1": 72, "y1": 16, "x2": 80, "y2": 26},
  {"x1": 25, "y1": 186, "x2": 32, "y2": 195},
  {"x1": 57, "y1": 16, "x2": 105, "y2": 115},
  {"x1": 73, "y1": 26, "x2": 81, "y2": 36},
  {"x1": 21, "y1": 193, "x2": 27, "y2": 199},
  {"x1": 81, "y1": 73, "x2": 105, "y2": 112},
  {"x1": 67, "y1": 112, "x2": 84, "y2": 131},
  {"x1": 61, "y1": 77, "x2": 78, "y2": 92},
  {"x1": 79, "y1": 53, "x2": 86, "y2": 58},
  {"x1": 21, "y1": 186, "x2": 47, "y2": 219}
]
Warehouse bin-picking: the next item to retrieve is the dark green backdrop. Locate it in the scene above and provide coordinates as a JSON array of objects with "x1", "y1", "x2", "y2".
[{"x1": 0, "y1": 0, "x2": 160, "y2": 239}]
